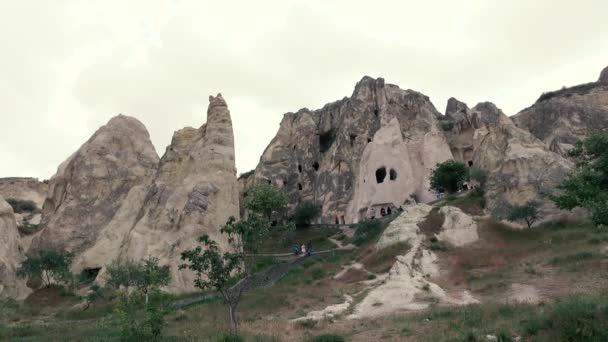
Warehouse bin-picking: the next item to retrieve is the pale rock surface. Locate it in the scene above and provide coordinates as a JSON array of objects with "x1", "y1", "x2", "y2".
[
  {"x1": 118, "y1": 94, "x2": 240, "y2": 293},
  {"x1": 0, "y1": 196, "x2": 30, "y2": 300},
  {"x1": 292, "y1": 295, "x2": 353, "y2": 322},
  {"x1": 30, "y1": 115, "x2": 160, "y2": 256},
  {"x1": 376, "y1": 204, "x2": 432, "y2": 249},
  {"x1": 444, "y1": 99, "x2": 572, "y2": 217},
  {"x1": 349, "y1": 207, "x2": 478, "y2": 319},
  {"x1": 0, "y1": 178, "x2": 48, "y2": 209},
  {"x1": 248, "y1": 77, "x2": 453, "y2": 224},
  {"x1": 437, "y1": 206, "x2": 479, "y2": 247},
  {"x1": 513, "y1": 68, "x2": 608, "y2": 156}
]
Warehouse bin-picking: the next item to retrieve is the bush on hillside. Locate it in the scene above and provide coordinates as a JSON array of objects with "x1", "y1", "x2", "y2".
[
  {"x1": 430, "y1": 160, "x2": 468, "y2": 194},
  {"x1": 293, "y1": 201, "x2": 321, "y2": 228},
  {"x1": 352, "y1": 219, "x2": 384, "y2": 246},
  {"x1": 6, "y1": 198, "x2": 37, "y2": 213},
  {"x1": 311, "y1": 334, "x2": 345, "y2": 342},
  {"x1": 549, "y1": 295, "x2": 608, "y2": 341}
]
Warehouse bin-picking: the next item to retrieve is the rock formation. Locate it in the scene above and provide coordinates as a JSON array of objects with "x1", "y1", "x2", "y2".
[
  {"x1": 348, "y1": 205, "x2": 478, "y2": 319},
  {"x1": 76, "y1": 94, "x2": 240, "y2": 293},
  {"x1": 30, "y1": 115, "x2": 160, "y2": 257},
  {"x1": 248, "y1": 77, "x2": 452, "y2": 224},
  {"x1": 443, "y1": 99, "x2": 572, "y2": 215},
  {"x1": 0, "y1": 177, "x2": 48, "y2": 209},
  {"x1": 0, "y1": 196, "x2": 30, "y2": 300},
  {"x1": 512, "y1": 67, "x2": 608, "y2": 156}
]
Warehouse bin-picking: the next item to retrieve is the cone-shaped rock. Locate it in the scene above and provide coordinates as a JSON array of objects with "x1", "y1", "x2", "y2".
[
  {"x1": 117, "y1": 94, "x2": 240, "y2": 292},
  {"x1": 0, "y1": 196, "x2": 30, "y2": 299},
  {"x1": 30, "y1": 115, "x2": 160, "y2": 256}
]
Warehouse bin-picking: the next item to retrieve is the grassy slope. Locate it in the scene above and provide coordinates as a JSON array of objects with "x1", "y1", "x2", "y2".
[{"x1": 3, "y1": 209, "x2": 608, "y2": 341}]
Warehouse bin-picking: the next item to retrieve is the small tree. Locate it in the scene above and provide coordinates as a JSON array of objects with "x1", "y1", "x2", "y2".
[
  {"x1": 180, "y1": 235, "x2": 243, "y2": 335},
  {"x1": 551, "y1": 133, "x2": 608, "y2": 226},
  {"x1": 293, "y1": 201, "x2": 321, "y2": 228},
  {"x1": 106, "y1": 257, "x2": 171, "y2": 305},
  {"x1": 507, "y1": 201, "x2": 540, "y2": 228},
  {"x1": 180, "y1": 184, "x2": 293, "y2": 336},
  {"x1": 468, "y1": 168, "x2": 488, "y2": 189},
  {"x1": 17, "y1": 249, "x2": 72, "y2": 287},
  {"x1": 430, "y1": 160, "x2": 468, "y2": 194}
]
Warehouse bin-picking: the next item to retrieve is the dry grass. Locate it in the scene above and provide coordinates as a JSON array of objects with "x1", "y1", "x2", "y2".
[{"x1": 359, "y1": 241, "x2": 411, "y2": 274}]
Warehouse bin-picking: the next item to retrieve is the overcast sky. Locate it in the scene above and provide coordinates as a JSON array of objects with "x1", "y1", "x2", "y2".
[{"x1": 1, "y1": 0, "x2": 607, "y2": 179}]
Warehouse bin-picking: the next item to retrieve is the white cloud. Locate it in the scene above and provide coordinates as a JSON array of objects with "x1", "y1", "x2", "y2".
[{"x1": 1, "y1": 0, "x2": 607, "y2": 179}]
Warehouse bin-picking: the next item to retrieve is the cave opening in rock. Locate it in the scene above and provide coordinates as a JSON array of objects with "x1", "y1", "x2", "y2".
[
  {"x1": 312, "y1": 161, "x2": 320, "y2": 171},
  {"x1": 367, "y1": 138, "x2": 372, "y2": 143},
  {"x1": 319, "y1": 129, "x2": 336, "y2": 153},
  {"x1": 374, "y1": 109, "x2": 379, "y2": 117},
  {"x1": 298, "y1": 183, "x2": 303, "y2": 190},
  {"x1": 375, "y1": 167, "x2": 387, "y2": 183},
  {"x1": 349, "y1": 134, "x2": 357, "y2": 147},
  {"x1": 298, "y1": 164, "x2": 302, "y2": 173},
  {"x1": 468, "y1": 160, "x2": 473, "y2": 167},
  {"x1": 389, "y1": 168, "x2": 397, "y2": 180},
  {"x1": 80, "y1": 267, "x2": 101, "y2": 284},
  {"x1": 267, "y1": 179, "x2": 272, "y2": 185}
]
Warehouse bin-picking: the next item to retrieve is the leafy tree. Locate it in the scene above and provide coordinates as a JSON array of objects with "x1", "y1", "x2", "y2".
[
  {"x1": 293, "y1": 201, "x2": 321, "y2": 228},
  {"x1": 180, "y1": 184, "x2": 293, "y2": 336},
  {"x1": 550, "y1": 133, "x2": 608, "y2": 226},
  {"x1": 430, "y1": 160, "x2": 468, "y2": 194},
  {"x1": 17, "y1": 249, "x2": 72, "y2": 287},
  {"x1": 507, "y1": 201, "x2": 540, "y2": 228},
  {"x1": 106, "y1": 257, "x2": 171, "y2": 305},
  {"x1": 115, "y1": 289, "x2": 171, "y2": 342}
]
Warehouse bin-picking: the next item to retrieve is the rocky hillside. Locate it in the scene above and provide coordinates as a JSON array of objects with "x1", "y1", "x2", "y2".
[
  {"x1": 249, "y1": 77, "x2": 453, "y2": 224},
  {"x1": 18, "y1": 95, "x2": 240, "y2": 295},
  {"x1": 512, "y1": 66, "x2": 608, "y2": 156},
  {"x1": 443, "y1": 99, "x2": 572, "y2": 216},
  {"x1": 245, "y1": 76, "x2": 575, "y2": 223},
  {"x1": 0, "y1": 196, "x2": 30, "y2": 300}
]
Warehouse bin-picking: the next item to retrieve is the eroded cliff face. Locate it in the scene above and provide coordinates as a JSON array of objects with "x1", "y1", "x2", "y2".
[
  {"x1": 116, "y1": 94, "x2": 240, "y2": 292},
  {"x1": 0, "y1": 196, "x2": 30, "y2": 300},
  {"x1": 512, "y1": 67, "x2": 608, "y2": 156},
  {"x1": 30, "y1": 115, "x2": 160, "y2": 256},
  {"x1": 444, "y1": 99, "x2": 572, "y2": 216},
  {"x1": 251, "y1": 77, "x2": 453, "y2": 223}
]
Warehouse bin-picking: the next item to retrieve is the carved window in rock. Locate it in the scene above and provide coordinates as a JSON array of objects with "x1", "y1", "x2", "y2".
[
  {"x1": 374, "y1": 109, "x2": 379, "y2": 117},
  {"x1": 468, "y1": 160, "x2": 473, "y2": 167},
  {"x1": 319, "y1": 129, "x2": 336, "y2": 153},
  {"x1": 367, "y1": 138, "x2": 372, "y2": 143},
  {"x1": 298, "y1": 183, "x2": 303, "y2": 191},
  {"x1": 375, "y1": 167, "x2": 387, "y2": 184},
  {"x1": 389, "y1": 168, "x2": 397, "y2": 180},
  {"x1": 298, "y1": 164, "x2": 302, "y2": 173},
  {"x1": 350, "y1": 134, "x2": 357, "y2": 147},
  {"x1": 312, "y1": 161, "x2": 320, "y2": 171}
]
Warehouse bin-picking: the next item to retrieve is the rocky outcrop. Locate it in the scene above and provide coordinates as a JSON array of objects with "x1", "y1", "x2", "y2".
[
  {"x1": 0, "y1": 196, "x2": 30, "y2": 300},
  {"x1": 348, "y1": 206, "x2": 478, "y2": 319},
  {"x1": 436, "y1": 206, "x2": 478, "y2": 247},
  {"x1": 0, "y1": 177, "x2": 48, "y2": 209},
  {"x1": 81, "y1": 94, "x2": 240, "y2": 293},
  {"x1": 444, "y1": 99, "x2": 572, "y2": 216},
  {"x1": 512, "y1": 68, "x2": 608, "y2": 156},
  {"x1": 249, "y1": 77, "x2": 452, "y2": 224},
  {"x1": 30, "y1": 115, "x2": 160, "y2": 256},
  {"x1": 599, "y1": 66, "x2": 608, "y2": 84}
]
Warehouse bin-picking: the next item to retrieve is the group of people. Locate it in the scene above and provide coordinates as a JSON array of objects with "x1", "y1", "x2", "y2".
[
  {"x1": 368, "y1": 206, "x2": 400, "y2": 219},
  {"x1": 293, "y1": 240, "x2": 313, "y2": 257}
]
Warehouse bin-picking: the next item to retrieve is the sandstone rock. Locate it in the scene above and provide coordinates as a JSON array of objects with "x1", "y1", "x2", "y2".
[
  {"x1": 444, "y1": 99, "x2": 572, "y2": 216},
  {"x1": 115, "y1": 94, "x2": 240, "y2": 293},
  {"x1": 30, "y1": 115, "x2": 160, "y2": 256},
  {"x1": 376, "y1": 204, "x2": 432, "y2": 249},
  {"x1": 249, "y1": 77, "x2": 452, "y2": 224},
  {"x1": 436, "y1": 206, "x2": 478, "y2": 247},
  {"x1": 349, "y1": 208, "x2": 478, "y2": 319},
  {"x1": 0, "y1": 177, "x2": 48, "y2": 209},
  {"x1": 0, "y1": 196, "x2": 30, "y2": 300},
  {"x1": 513, "y1": 72, "x2": 608, "y2": 156},
  {"x1": 599, "y1": 65, "x2": 608, "y2": 83}
]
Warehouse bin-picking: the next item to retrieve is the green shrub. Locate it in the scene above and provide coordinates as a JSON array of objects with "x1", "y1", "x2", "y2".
[
  {"x1": 311, "y1": 268, "x2": 325, "y2": 280},
  {"x1": 550, "y1": 251, "x2": 597, "y2": 264},
  {"x1": 311, "y1": 334, "x2": 345, "y2": 342},
  {"x1": 17, "y1": 222, "x2": 41, "y2": 235},
  {"x1": 352, "y1": 219, "x2": 384, "y2": 246},
  {"x1": 549, "y1": 295, "x2": 608, "y2": 341},
  {"x1": 293, "y1": 201, "x2": 321, "y2": 228},
  {"x1": 430, "y1": 160, "x2": 468, "y2": 194},
  {"x1": 6, "y1": 198, "x2": 37, "y2": 213},
  {"x1": 524, "y1": 317, "x2": 549, "y2": 335},
  {"x1": 213, "y1": 334, "x2": 244, "y2": 342},
  {"x1": 440, "y1": 120, "x2": 455, "y2": 131}
]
